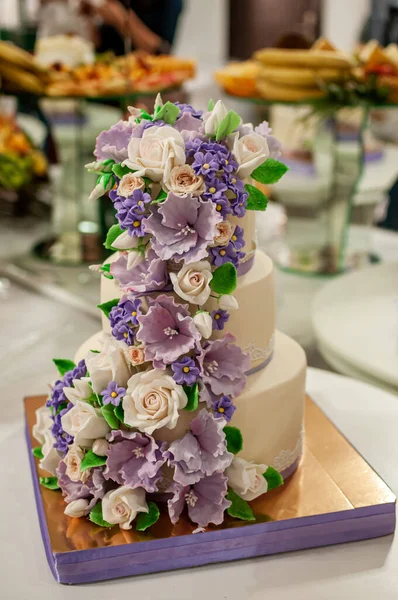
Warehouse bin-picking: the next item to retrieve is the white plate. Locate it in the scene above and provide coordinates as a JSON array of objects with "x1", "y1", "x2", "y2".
[{"x1": 312, "y1": 262, "x2": 398, "y2": 389}]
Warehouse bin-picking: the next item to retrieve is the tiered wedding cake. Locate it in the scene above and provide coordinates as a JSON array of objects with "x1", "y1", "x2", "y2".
[{"x1": 33, "y1": 97, "x2": 306, "y2": 531}]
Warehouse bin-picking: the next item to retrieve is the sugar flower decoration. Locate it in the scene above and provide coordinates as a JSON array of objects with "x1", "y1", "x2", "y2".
[
  {"x1": 57, "y1": 461, "x2": 106, "y2": 516},
  {"x1": 101, "y1": 381, "x2": 126, "y2": 406},
  {"x1": 111, "y1": 249, "x2": 168, "y2": 294},
  {"x1": 102, "y1": 485, "x2": 148, "y2": 530},
  {"x1": 94, "y1": 120, "x2": 133, "y2": 162}
]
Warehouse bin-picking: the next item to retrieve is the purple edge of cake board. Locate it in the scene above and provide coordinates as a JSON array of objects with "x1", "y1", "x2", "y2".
[{"x1": 25, "y1": 418, "x2": 396, "y2": 586}]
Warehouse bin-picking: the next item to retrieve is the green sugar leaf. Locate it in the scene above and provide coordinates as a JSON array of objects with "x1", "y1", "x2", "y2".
[
  {"x1": 114, "y1": 404, "x2": 125, "y2": 423},
  {"x1": 155, "y1": 101, "x2": 180, "y2": 125},
  {"x1": 138, "y1": 109, "x2": 153, "y2": 122},
  {"x1": 32, "y1": 446, "x2": 43, "y2": 459},
  {"x1": 97, "y1": 298, "x2": 119, "y2": 318},
  {"x1": 136, "y1": 501, "x2": 160, "y2": 532},
  {"x1": 89, "y1": 502, "x2": 113, "y2": 528},
  {"x1": 208, "y1": 98, "x2": 215, "y2": 111},
  {"x1": 263, "y1": 466, "x2": 284, "y2": 491},
  {"x1": 40, "y1": 476, "x2": 60, "y2": 491},
  {"x1": 244, "y1": 183, "x2": 268, "y2": 211},
  {"x1": 224, "y1": 426, "x2": 243, "y2": 455},
  {"x1": 183, "y1": 383, "x2": 199, "y2": 412},
  {"x1": 226, "y1": 489, "x2": 255, "y2": 521},
  {"x1": 210, "y1": 262, "x2": 237, "y2": 295},
  {"x1": 152, "y1": 188, "x2": 168, "y2": 204},
  {"x1": 101, "y1": 403, "x2": 120, "y2": 429},
  {"x1": 104, "y1": 223, "x2": 124, "y2": 250},
  {"x1": 112, "y1": 164, "x2": 133, "y2": 179},
  {"x1": 81, "y1": 449, "x2": 107, "y2": 472},
  {"x1": 215, "y1": 110, "x2": 241, "y2": 141},
  {"x1": 52, "y1": 358, "x2": 76, "y2": 376},
  {"x1": 251, "y1": 158, "x2": 289, "y2": 185}
]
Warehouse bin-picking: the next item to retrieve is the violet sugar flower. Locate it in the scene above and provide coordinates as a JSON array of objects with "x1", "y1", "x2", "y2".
[
  {"x1": 104, "y1": 430, "x2": 166, "y2": 493},
  {"x1": 209, "y1": 242, "x2": 243, "y2": 267},
  {"x1": 197, "y1": 333, "x2": 250, "y2": 397},
  {"x1": 57, "y1": 461, "x2": 107, "y2": 514},
  {"x1": 167, "y1": 472, "x2": 231, "y2": 528},
  {"x1": 137, "y1": 294, "x2": 200, "y2": 366},
  {"x1": 94, "y1": 120, "x2": 133, "y2": 162},
  {"x1": 230, "y1": 225, "x2": 245, "y2": 250},
  {"x1": 171, "y1": 356, "x2": 200, "y2": 386},
  {"x1": 101, "y1": 381, "x2": 126, "y2": 407},
  {"x1": 111, "y1": 249, "x2": 168, "y2": 294},
  {"x1": 144, "y1": 192, "x2": 222, "y2": 264},
  {"x1": 165, "y1": 408, "x2": 233, "y2": 486},
  {"x1": 211, "y1": 309, "x2": 229, "y2": 331},
  {"x1": 212, "y1": 395, "x2": 236, "y2": 422}
]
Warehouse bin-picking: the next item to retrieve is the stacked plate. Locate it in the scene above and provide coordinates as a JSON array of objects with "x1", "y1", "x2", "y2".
[{"x1": 312, "y1": 262, "x2": 398, "y2": 394}]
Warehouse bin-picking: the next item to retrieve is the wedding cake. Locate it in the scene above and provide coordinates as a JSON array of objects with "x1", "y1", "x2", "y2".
[{"x1": 33, "y1": 97, "x2": 306, "y2": 531}]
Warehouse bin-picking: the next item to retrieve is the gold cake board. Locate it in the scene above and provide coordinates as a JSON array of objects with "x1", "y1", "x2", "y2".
[{"x1": 24, "y1": 395, "x2": 396, "y2": 584}]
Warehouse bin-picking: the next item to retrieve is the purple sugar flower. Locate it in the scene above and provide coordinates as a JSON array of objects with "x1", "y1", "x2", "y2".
[
  {"x1": 94, "y1": 120, "x2": 133, "y2": 162},
  {"x1": 211, "y1": 309, "x2": 229, "y2": 331},
  {"x1": 71, "y1": 360, "x2": 87, "y2": 380},
  {"x1": 104, "y1": 430, "x2": 166, "y2": 493},
  {"x1": 212, "y1": 196, "x2": 233, "y2": 218},
  {"x1": 52, "y1": 405, "x2": 74, "y2": 453},
  {"x1": 142, "y1": 119, "x2": 166, "y2": 130},
  {"x1": 167, "y1": 472, "x2": 231, "y2": 528},
  {"x1": 212, "y1": 395, "x2": 236, "y2": 422},
  {"x1": 174, "y1": 102, "x2": 203, "y2": 119},
  {"x1": 197, "y1": 333, "x2": 250, "y2": 397},
  {"x1": 111, "y1": 320, "x2": 135, "y2": 345},
  {"x1": 109, "y1": 305, "x2": 125, "y2": 329},
  {"x1": 137, "y1": 294, "x2": 200, "y2": 365},
  {"x1": 171, "y1": 356, "x2": 200, "y2": 386},
  {"x1": 230, "y1": 225, "x2": 245, "y2": 250},
  {"x1": 144, "y1": 193, "x2": 222, "y2": 264},
  {"x1": 254, "y1": 121, "x2": 272, "y2": 137},
  {"x1": 165, "y1": 409, "x2": 233, "y2": 486},
  {"x1": 202, "y1": 177, "x2": 228, "y2": 202},
  {"x1": 47, "y1": 359, "x2": 87, "y2": 414},
  {"x1": 57, "y1": 461, "x2": 107, "y2": 514},
  {"x1": 101, "y1": 381, "x2": 126, "y2": 406},
  {"x1": 111, "y1": 249, "x2": 168, "y2": 294},
  {"x1": 209, "y1": 242, "x2": 241, "y2": 267},
  {"x1": 219, "y1": 153, "x2": 238, "y2": 174},
  {"x1": 192, "y1": 151, "x2": 220, "y2": 177},
  {"x1": 119, "y1": 297, "x2": 142, "y2": 325},
  {"x1": 230, "y1": 189, "x2": 248, "y2": 217},
  {"x1": 174, "y1": 112, "x2": 204, "y2": 134},
  {"x1": 254, "y1": 122, "x2": 282, "y2": 158}
]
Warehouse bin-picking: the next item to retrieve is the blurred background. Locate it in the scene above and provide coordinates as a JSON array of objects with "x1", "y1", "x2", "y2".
[{"x1": 0, "y1": 0, "x2": 397, "y2": 397}]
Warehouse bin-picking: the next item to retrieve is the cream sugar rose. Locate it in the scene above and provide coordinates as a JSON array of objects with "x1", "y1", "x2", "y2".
[{"x1": 35, "y1": 97, "x2": 305, "y2": 532}]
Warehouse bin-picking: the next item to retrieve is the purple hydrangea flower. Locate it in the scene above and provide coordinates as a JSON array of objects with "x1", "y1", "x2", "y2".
[
  {"x1": 230, "y1": 225, "x2": 245, "y2": 250},
  {"x1": 197, "y1": 333, "x2": 250, "y2": 397},
  {"x1": 144, "y1": 193, "x2": 222, "y2": 264},
  {"x1": 109, "y1": 297, "x2": 142, "y2": 344},
  {"x1": 111, "y1": 249, "x2": 168, "y2": 294},
  {"x1": 165, "y1": 409, "x2": 233, "y2": 486},
  {"x1": 101, "y1": 381, "x2": 126, "y2": 406},
  {"x1": 104, "y1": 430, "x2": 166, "y2": 493},
  {"x1": 167, "y1": 472, "x2": 231, "y2": 527},
  {"x1": 192, "y1": 151, "x2": 220, "y2": 177},
  {"x1": 137, "y1": 294, "x2": 201, "y2": 366},
  {"x1": 119, "y1": 297, "x2": 142, "y2": 325},
  {"x1": 219, "y1": 152, "x2": 238, "y2": 174},
  {"x1": 230, "y1": 190, "x2": 248, "y2": 217},
  {"x1": 174, "y1": 102, "x2": 203, "y2": 119},
  {"x1": 142, "y1": 119, "x2": 166, "y2": 130},
  {"x1": 94, "y1": 120, "x2": 133, "y2": 162},
  {"x1": 212, "y1": 395, "x2": 236, "y2": 422},
  {"x1": 202, "y1": 177, "x2": 228, "y2": 202},
  {"x1": 113, "y1": 191, "x2": 151, "y2": 237},
  {"x1": 212, "y1": 196, "x2": 233, "y2": 218},
  {"x1": 52, "y1": 405, "x2": 74, "y2": 453},
  {"x1": 209, "y1": 241, "x2": 243, "y2": 267},
  {"x1": 111, "y1": 320, "x2": 135, "y2": 345},
  {"x1": 57, "y1": 461, "x2": 107, "y2": 514},
  {"x1": 211, "y1": 309, "x2": 229, "y2": 331},
  {"x1": 171, "y1": 356, "x2": 200, "y2": 386}
]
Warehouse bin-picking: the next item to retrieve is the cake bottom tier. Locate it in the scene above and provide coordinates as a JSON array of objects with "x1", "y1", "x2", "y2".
[{"x1": 75, "y1": 330, "x2": 306, "y2": 478}]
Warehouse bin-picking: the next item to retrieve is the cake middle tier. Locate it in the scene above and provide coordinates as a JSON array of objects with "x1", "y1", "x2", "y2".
[{"x1": 100, "y1": 249, "x2": 275, "y2": 371}]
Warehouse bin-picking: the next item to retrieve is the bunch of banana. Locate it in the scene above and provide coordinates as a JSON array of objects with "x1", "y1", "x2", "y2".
[{"x1": 0, "y1": 41, "x2": 48, "y2": 95}]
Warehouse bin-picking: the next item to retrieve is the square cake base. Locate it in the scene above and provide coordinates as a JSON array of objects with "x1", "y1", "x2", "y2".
[{"x1": 25, "y1": 395, "x2": 396, "y2": 585}]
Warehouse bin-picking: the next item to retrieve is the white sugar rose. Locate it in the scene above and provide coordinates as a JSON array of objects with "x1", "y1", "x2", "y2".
[
  {"x1": 61, "y1": 401, "x2": 110, "y2": 448},
  {"x1": 226, "y1": 457, "x2": 269, "y2": 501},
  {"x1": 229, "y1": 132, "x2": 269, "y2": 179},
  {"x1": 123, "y1": 125, "x2": 186, "y2": 182},
  {"x1": 123, "y1": 369, "x2": 187, "y2": 434},
  {"x1": 170, "y1": 261, "x2": 212, "y2": 305},
  {"x1": 102, "y1": 485, "x2": 148, "y2": 530},
  {"x1": 33, "y1": 405, "x2": 53, "y2": 445},
  {"x1": 219, "y1": 294, "x2": 239, "y2": 310},
  {"x1": 117, "y1": 173, "x2": 145, "y2": 197},
  {"x1": 64, "y1": 498, "x2": 89, "y2": 518},
  {"x1": 204, "y1": 100, "x2": 236, "y2": 136},
  {"x1": 164, "y1": 165, "x2": 205, "y2": 196},
  {"x1": 64, "y1": 444, "x2": 89, "y2": 483},
  {"x1": 85, "y1": 335, "x2": 131, "y2": 394},
  {"x1": 193, "y1": 311, "x2": 212, "y2": 339},
  {"x1": 63, "y1": 377, "x2": 92, "y2": 406},
  {"x1": 39, "y1": 429, "x2": 62, "y2": 475},
  {"x1": 214, "y1": 221, "x2": 234, "y2": 246}
]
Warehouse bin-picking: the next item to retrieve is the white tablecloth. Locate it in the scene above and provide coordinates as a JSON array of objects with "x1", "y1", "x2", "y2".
[{"x1": 1, "y1": 367, "x2": 397, "y2": 599}]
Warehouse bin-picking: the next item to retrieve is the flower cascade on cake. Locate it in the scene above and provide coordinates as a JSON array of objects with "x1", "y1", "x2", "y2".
[{"x1": 33, "y1": 97, "x2": 287, "y2": 531}]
